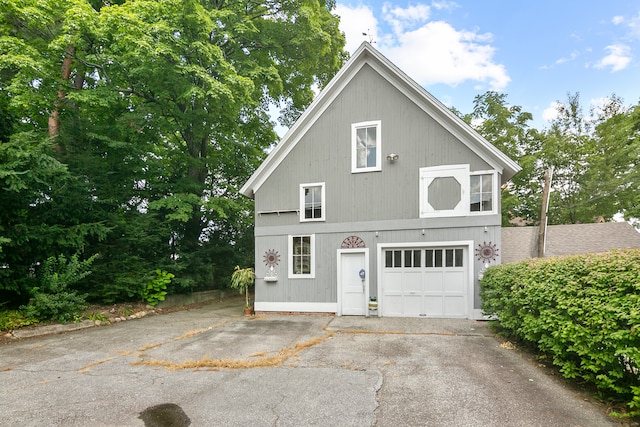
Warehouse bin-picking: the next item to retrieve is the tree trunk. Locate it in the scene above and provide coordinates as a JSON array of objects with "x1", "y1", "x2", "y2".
[{"x1": 48, "y1": 44, "x2": 76, "y2": 141}]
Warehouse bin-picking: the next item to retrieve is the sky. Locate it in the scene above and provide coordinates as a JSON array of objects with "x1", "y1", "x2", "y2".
[{"x1": 333, "y1": 1, "x2": 640, "y2": 129}]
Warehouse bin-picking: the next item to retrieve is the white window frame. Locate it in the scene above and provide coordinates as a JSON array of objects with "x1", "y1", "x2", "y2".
[
  {"x1": 299, "y1": 182, "x2": 326, "y2": 222},
  {"x1": 351, "y1": 120, "x2": 382, "y2": 173},
  {"x1": 419, "y1": 165, "x2": 498, "y2": 218},
  {"x1": 288, "y1": 234, "x2": 315, "y2": 279},
  {"x1": 419, "y1": 165, "x2": 470, "y2": 218},
  {"x1": 469, "y1": 170, "x2": 498, "y2": 215}
]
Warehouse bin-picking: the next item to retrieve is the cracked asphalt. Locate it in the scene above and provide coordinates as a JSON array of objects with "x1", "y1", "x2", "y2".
[{"x1": 0, "y1": 299, "x2": 620, "y2": 426}]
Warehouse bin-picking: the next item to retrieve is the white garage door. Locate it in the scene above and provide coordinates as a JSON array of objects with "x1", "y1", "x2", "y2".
[{"x1": 382, "y1": 247, "x2": 468, "y2": 318}]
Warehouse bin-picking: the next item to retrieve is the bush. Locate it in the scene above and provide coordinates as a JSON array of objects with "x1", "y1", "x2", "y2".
[
  {"x1": 480, "y1": 249, "x2": 640, "y2": 418},
  {"x1": 0, "y1": 310, "x2": 37, "y2": 331},
  {"x1": 140, "y1": 270, "x2": 174, "y2": 306},
  {"x1": 21, "y1": 253, "x2": 97, "y2": 323}
]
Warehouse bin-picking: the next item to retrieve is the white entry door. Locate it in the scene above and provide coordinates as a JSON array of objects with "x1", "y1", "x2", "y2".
[{"x1": 338, "y1": 249, "x2": 368, "y2": 315}]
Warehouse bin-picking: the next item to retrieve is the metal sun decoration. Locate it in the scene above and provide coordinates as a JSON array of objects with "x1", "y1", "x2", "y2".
[
  {"x1": 263, "y1": 249, "x2": 280, "y2": 267},
  {"x1": 475, "y1": 241, "x2": 499, "y2": 263},
  {"x1": 341, "y1": 236, "x2": 366, "y2": 249}
]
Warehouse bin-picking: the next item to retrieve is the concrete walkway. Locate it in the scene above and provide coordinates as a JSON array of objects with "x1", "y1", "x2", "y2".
[{"x1": 0, "y1": 299, "x2": 621, "y2": 426}]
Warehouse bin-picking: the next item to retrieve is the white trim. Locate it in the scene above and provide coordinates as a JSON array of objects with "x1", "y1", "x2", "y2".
[
  {"x1": 469, "y1": 170, "x2": 498, "y2": 216},
  {"x1": 337, "y1": 248, "x2": 370, "y2": 316},
  {"x1": 240, "y1": 42, "x2": 520, "y2": 198},
  {"x1": 254, "y1": 301, "x2": 337, "y2": 313},
  {"x1": 351, "y1": 120, "x2": 382, "y2": 173},
  {"x1": 419, "y1": 165, "x2": 470, "y2": 218},
  {"x1": 376, "y1": 241, "x2": 475, "y2": 319},
  {"x1": 299, "y1": 182, "x2": 326, "y2": 222},
  {"x1": 288, "y1": 234, "x2": 316, "y2": 278}
]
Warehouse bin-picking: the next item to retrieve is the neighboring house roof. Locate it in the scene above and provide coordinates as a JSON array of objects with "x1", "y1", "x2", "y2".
[
  {"x1": 240, "y1": 42, "x2": 521, "y2": 198},
  {"x1": 501, "y1": 222, "x2": 640, "y2": 263}
]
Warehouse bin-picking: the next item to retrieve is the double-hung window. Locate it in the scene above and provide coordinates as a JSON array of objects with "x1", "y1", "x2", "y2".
[
  {"x1": 288, "y1": 235, "x2": 315, "y2": 278},
  {"x1": 352, "y1": 120, "x2": 381, "y2": 173},
  {"x1": 470, "y1": 173, "x2": 493, "y2": 212},
  {"x1": 300, "y1": 183, "x2": 325, "y2": 222}
]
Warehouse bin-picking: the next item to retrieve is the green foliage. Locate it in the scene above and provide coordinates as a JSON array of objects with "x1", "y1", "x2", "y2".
[
  {"x1": 0, "y1": 310, "x2": 37, "y2": 331},
  {"x1": 21, "y1": 253, "x2": 97, "y2": 322},
  {"x1": 466, "y1": 92, "x2": 640, "y2": 227},
  {"x1": 0, "y1": 0, "x2": 346, "y2": 305},
  {"x1": 140, "y1": 270, "x2": 174, "y2": 306},
  {"x1": 230, "y1": 266, "x2": 255, "y2": 307},
  {"x1": 481, "y1": 250, "x2": 640, "y2": 417}
]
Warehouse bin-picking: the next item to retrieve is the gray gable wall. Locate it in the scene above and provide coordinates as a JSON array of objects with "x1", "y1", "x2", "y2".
[{"x1": 254, "y1": 64, "x2": 493, "y2": 228}]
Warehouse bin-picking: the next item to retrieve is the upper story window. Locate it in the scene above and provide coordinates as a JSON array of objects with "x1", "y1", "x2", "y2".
[
  {"x1": 352, "y1": 120, "x2": 381, "y2": 173},
  {"x1": 419, "y1": 165, "x2": 498, "y2": 218},
  {"x1": 470, "y1": 173, "x2": 493, "y2": 212},
  {"x1": 300, "y1": 183, "x2": 325, "y2": 222}
]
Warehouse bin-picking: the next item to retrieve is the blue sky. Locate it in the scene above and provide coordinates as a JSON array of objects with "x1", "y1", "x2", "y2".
[{"x1": 334, "y1": 1, "x2": 640, "y2": 129}]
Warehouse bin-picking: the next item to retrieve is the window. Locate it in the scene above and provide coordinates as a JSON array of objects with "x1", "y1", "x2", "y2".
[
  {"x1": 470, "y1": 173, "x2": 493, "y2": 212},
  {"x1": 426, "y1": 249, "x2": 463, "y2": 268},
  {"x1": 288, "y1": 235, "x2": 315, "y2": 278},
  {"x1": 384, "y1": 249, "x2": 422, "y2": 268},
  {"x1": 352, "y1": 120, "x2": 381, "y2": 173},
  {"x1": 300, "y1": 183, "x2": 325, "y2": 222},
  {"x1": 419, "y1": 165, "x2": 497, "y2": 217}
]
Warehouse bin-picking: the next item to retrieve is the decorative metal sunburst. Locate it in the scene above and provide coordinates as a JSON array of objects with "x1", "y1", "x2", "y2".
[
  {"x1": 475, "y1": 241, "x2": 500, "y2": 263},
  {"x1": 263, "y1": 249, "x2": 280, "y2": 267},
  {"x1": 341, "y1": 235, "x2": 366, "y2": 249}
]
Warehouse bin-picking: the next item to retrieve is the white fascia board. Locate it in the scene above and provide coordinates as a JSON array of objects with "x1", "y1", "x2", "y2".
[
  {"x1": 240, "y1": 43, "x2": 374, "y2": 198},
  {"x1": 363, "y1": 51, "x2": 521, "y2": 181},
  {"x1": 240, "y1": 42, "x2": 521, "y2": 198}
]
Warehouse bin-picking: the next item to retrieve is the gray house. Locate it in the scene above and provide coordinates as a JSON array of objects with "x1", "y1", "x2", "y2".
[{"x1": 240, "y1": 42, "x2": 521, "y2": 319}]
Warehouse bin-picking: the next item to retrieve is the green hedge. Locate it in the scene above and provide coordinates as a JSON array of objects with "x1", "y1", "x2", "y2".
[{"x1": 480, "y1": 249, "x2": 640, "y2": 417}]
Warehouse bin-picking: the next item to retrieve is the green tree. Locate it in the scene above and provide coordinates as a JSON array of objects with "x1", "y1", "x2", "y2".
[
  {"x1": 1, "y1": 0, "x2": 346, "y2": 303},
  {"x1": 542, "y1": 93, "x2": 639, "y2": 225},
  {"x1": 462, "y1": 91, "x2": 544, "y2": 225}
]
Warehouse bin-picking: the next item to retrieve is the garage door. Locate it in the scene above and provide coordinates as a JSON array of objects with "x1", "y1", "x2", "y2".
[{"x1": 381, "y1": 247, "x2": 467, "y2": 318}]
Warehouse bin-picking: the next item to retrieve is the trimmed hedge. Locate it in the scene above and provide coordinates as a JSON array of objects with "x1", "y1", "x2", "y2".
[{"x1": 480, "y1": 249, "x2": 640, "y2": 417}]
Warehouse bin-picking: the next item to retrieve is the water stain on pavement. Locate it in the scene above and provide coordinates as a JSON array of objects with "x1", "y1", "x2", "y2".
[{"x1": 139, "y1": 403, "x2": 191, "y2": 427}]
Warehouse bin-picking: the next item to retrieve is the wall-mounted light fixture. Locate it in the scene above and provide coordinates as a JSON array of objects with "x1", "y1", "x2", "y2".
[{"x1": 386, "y1": 153, "x2": 399, "y2": 161}]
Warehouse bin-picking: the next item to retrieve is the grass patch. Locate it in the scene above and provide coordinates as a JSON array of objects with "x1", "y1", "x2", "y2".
[{"x1": 133, "y1": 331, "x2": 335, "y2": 371}]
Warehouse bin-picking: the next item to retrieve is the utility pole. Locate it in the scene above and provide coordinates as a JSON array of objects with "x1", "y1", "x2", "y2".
[{"x1": 537, "y1": 167, "x2": 553, "y2": 258}]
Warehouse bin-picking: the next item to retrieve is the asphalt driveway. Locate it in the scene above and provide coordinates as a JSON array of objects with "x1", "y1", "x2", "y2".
[{"x1": 0, "y1": 299, "x2": 620, "y2": 426}]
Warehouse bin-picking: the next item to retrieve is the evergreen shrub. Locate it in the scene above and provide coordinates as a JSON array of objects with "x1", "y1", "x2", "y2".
[{"x1": 480, "y1": 249, "x2": 640, "y2": 418}]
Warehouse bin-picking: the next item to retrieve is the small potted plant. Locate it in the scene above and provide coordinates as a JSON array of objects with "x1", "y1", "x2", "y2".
[{"x1": 231, "y1": 266, "x2": 255, "y2": 315}]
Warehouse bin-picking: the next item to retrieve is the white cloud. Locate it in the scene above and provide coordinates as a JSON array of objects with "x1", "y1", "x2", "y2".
[
  {"x1": 334, "y1": 4, "x2": 379, "y2": 53},
  {"x1": 542, "y1": 102, "x2": 561, "y2": 123},
  {"x1": 335, "y1": 3, "x2": 510, "y2": 91},
  {"x1": 612, "y1": 15, "x2": 625, "y2": 25},
  {"x1": 383, "y1": 21, "x2": 510, "y2": 90},
  {"x1": 382, "y1": 2, "x2": 432, "y2": 34},
  {"x1": 627, "y1": 12, "x2": 640, "y2": 39},
  {"x1": 594, "y1": 44, "x2": 632, "y2": 72}
]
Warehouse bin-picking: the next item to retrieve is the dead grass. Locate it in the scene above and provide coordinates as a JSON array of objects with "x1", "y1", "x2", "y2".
[
  {"x1": 137, "y1": 342, "x2": 164, "y2": 352},
  {"x1": 133, "y1": 331, "x2": 335, "y2": 371},
  {"x1": 79, "y1": 356, "x2": 118, "y2": 373}
]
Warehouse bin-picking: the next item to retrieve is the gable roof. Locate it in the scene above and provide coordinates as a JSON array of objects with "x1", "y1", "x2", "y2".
[
  {"x1": 241, "y1": 42, "x2": 521, "y2": 198},
  {"x1": 501, "y1": 222, "x2": 640, "y2": 263}
]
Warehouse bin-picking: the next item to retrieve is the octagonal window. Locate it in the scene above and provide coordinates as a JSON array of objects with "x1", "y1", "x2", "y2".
[{"x1": 428, "y1": 176, "x2": 461, "y2": 210}]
